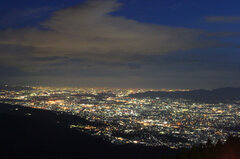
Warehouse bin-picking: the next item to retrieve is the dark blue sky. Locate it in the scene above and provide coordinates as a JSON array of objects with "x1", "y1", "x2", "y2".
[
  {"x1": 1, "y1": 0, "x2": 240, "y2": 30},
  {"x1": 0, "y1": 0, "x2": 239, "y2": 89}
]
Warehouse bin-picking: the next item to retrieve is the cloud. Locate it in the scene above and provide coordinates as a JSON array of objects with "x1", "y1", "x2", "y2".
[
  {"x1": 0, "y1": 0, "x2": 239, "y2": 74},
  {"x1": 0, "y1": 7, "x2": 52, "y2": 28},
  {"x1": 207, "y1": 32, "x2": 240, "y2": 37},
  {"x1": 204, "y1": 16, "x2": 240, "y2": 23}
]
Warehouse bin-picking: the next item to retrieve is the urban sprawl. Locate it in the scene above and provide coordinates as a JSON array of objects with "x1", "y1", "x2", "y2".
[{"x1": 0, "y1": 86, "x2": 240, "y2": 148}]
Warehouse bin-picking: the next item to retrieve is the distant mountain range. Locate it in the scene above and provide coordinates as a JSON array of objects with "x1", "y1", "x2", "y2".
[
  {"x1": 129, "y1": 87, "x2": 240, "y2": 103},
  {"x1": 1, "y1": 85, "x2": 240, "y2": 103},
  {"x1": 0, "y1": 85, "x2": 33, "y2": 91}
]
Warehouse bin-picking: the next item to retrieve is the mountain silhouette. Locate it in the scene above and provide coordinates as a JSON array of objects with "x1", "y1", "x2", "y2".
[
  {"x1": 0, "y1": 103, "x2": 177, "y2": 159},
  {"x1": 129, "y1": 87, "x2": 240, "y2": 103}
]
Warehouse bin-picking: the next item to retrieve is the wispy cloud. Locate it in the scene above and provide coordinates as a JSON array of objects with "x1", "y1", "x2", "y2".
[
  {"x1": 0, "y1": 7, "x2": 53, "y2": 28},
  {"x1": 205, "y1": 16, "x2": 240, "y2": 23}
]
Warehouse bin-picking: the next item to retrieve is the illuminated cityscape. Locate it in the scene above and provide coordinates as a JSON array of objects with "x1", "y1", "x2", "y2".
[
  {"x1": 1, "y1": 86, "x2": 240, "y2": 149},
  {"x1": 1, "y1": 0, "x2": 240, "y2": 158}
]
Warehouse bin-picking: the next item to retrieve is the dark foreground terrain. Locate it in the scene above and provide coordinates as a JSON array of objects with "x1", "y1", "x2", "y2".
[
  {"x1": 0, "y1": 103, "x2": 240, "y2": 159},
  {"x1": 0, "y1": 103, "x2": 176, "y2": 159}
]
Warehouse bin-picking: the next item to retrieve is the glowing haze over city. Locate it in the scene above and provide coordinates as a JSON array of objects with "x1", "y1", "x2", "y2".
[{"x1": 0, "y1": 0, "x2": 240, "y2": 89}]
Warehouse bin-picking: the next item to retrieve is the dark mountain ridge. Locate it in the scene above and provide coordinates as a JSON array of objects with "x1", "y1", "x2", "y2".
[
  {"x1": 129, "y1": 87, "x2": 240, "y2": 103},
  {"x1": 1, "y1": 103, "x2": 240, "y2": 159},
  {"x1": 0, "y1": 85, "x2": 33, "y2": 91},
  {"x1": 0, "y1": 103, "x2": 177, "y2": 159}
]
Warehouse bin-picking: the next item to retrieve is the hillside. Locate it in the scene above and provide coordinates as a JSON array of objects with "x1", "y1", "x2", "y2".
[
  {"x1": 0, "y1": 103, "x2": 176, "y2": 159},
  {"x1": 129, "y1": 87, "x2": 240, "y2": 103}
]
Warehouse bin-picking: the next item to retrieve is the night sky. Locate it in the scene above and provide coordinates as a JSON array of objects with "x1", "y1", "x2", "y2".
[{"x1": 0, "y1": 0, "x2": 240, "y2": 89}]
